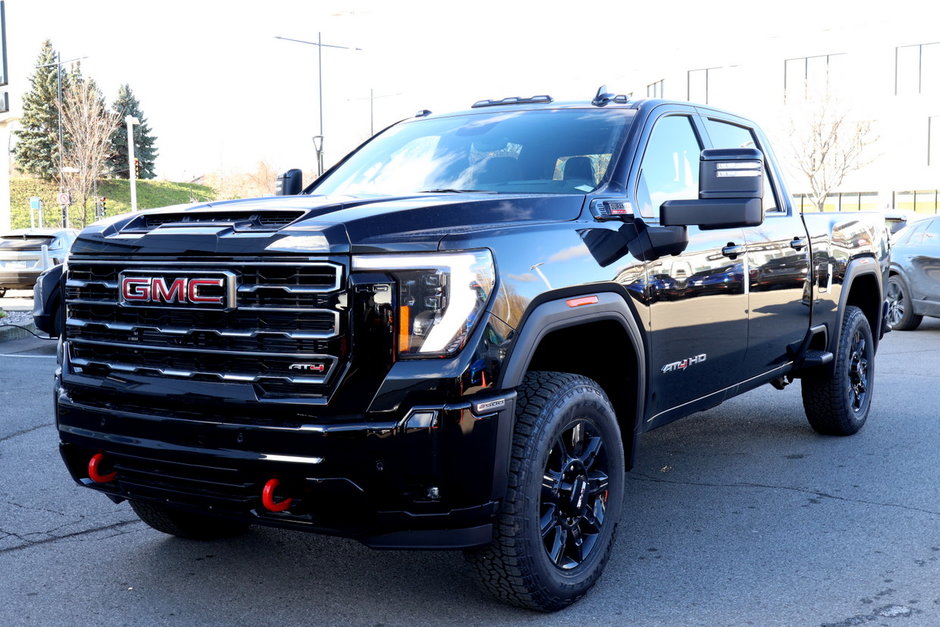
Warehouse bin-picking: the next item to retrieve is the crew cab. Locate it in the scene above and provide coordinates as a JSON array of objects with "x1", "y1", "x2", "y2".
[{"x1": 43, "y1": 89, "x2": 889, "y2": 611}]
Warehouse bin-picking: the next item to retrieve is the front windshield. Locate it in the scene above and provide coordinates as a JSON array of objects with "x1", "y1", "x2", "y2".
[{"x1": 312, "y1": 108, "x2": 634, "y2": 196}]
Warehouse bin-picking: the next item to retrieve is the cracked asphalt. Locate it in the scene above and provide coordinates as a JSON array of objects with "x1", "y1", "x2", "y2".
[{"x1": 1, "y1": 321, "x2": 939, "y2": 626}]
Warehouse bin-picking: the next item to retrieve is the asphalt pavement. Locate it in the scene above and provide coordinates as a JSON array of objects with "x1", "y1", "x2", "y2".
[{"x1": 1, "y1": 320, "x2": 939, "y2": 626}]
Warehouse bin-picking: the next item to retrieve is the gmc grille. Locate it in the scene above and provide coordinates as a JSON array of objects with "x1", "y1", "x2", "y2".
[{"x1": 64, "y1": 258, "x2": 347, "y2": 398}]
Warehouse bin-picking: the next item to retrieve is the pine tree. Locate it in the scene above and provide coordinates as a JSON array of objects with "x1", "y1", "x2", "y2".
[
  {"x1": 106, "y1": 84, "x2": 158, "y2": 179},
  {"x1": 13, "y1": 40, "x2": 71, "y2": 181}
]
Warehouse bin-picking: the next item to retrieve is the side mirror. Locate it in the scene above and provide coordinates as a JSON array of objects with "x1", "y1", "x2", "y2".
[
  {"x1": 660, "y1": 148, "x2": 764, "y2": 230},
  {"x1": 275, "y1": 168, "x2": 303, "y2": 196}
]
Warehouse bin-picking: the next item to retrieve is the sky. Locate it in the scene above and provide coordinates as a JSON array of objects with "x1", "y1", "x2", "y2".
[{"x1": 3, "y1": 0, "x2": 937, "y2": 182}]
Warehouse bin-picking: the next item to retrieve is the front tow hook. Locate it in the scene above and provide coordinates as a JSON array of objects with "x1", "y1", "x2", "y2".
[{"x1": 261, "y1": 478, "x2": 293, "y2": 512}]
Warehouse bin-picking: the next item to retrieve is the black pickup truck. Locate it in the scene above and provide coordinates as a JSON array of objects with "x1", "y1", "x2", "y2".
[{"x1": 44, "y1": 90, "x2": 889, "y2": 611}]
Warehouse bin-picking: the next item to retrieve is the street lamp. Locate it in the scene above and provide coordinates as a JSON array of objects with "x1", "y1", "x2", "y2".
[
  {"x1": 125, "y1": 115, "x2": 140, "y2": 211},
  {"x1": 275, "y1": 33, "x2": 363, "y2": 176}
]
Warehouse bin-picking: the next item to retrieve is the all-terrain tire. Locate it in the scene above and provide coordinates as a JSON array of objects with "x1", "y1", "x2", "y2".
[
  {"x1": 801, "y1": 305, "x2": 875, "y2": 435},
  {"x1": 465, "y1": 371, "x2": 625, "y2": 611},
  {"x1": 885, "y1": 275, "x2": 922, "y2": 331},
  {"x1": 130, "y1": 500, "x2": 250, "y2": 540}
]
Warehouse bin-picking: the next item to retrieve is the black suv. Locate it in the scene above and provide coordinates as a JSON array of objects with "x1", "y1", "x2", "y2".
[{"x1": 50, "y1": 90, "x2": 887, "y2": 611}]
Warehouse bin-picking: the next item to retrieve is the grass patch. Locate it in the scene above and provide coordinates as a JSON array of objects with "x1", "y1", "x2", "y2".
[{"x1": 9, "y1": 178, "x2": 217, "y2": 230}]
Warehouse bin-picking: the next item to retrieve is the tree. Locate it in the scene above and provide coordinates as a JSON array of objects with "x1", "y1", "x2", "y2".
[
  {"x1": 789, "y1": 95, "x2": 878, "y2": 211},
  {"x1": 58, "y1": 75, "x2": 119, "y2": 227},
  {"x1": 13, "y1": 40, "x2": 70, "y2": 181},
  {"x1": 106, "y1": 84, "x2": 158, "y2": 178}
]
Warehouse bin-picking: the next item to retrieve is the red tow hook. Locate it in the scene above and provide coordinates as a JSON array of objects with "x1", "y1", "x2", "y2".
[
  {"x1": 261, "y1": 478, "x2": 292, "y2": 512},
  {"x1": 88, "y1": 453, "x2": 117, "y2": 483}
]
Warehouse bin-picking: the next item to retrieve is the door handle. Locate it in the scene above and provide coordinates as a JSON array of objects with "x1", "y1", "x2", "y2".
[
  {"x1": 790, "y1": 237, "x2": 808, "y2": 251},
  {"x1": 721, "y1": 244, "x2": 746, "y2": 259}
]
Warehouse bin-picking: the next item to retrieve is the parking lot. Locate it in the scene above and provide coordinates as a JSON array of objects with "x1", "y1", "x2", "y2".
[{"x1": 1, "y1": 310, "x2": 939, "y2": 625}]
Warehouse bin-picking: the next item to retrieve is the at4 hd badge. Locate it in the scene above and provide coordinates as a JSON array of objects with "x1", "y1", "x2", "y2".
[{"x1": 661, "y1": 353, "x2": 707, "y2": 374}]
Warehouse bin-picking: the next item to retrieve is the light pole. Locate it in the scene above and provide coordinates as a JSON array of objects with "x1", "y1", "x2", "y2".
[
  {"x1": 126, "y1": 115, "x2": 140, "y2": 211},
  {"x1": 275, "y1": 34, "x2": 362, "y2": 176}
]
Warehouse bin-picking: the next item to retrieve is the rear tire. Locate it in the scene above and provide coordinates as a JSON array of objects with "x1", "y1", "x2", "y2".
[
  {"x1": 885, "y1": 275, "x2": 922, "y2": 331},
  {"x1": 465, "y1": 372, "x2": 625, "y2": 611},
  {"x1": 130, "y1": 500, "x2": 249, "y2": 540},
  {"x1": 801, "y1": 306, "x2": 874, "y2": 435}
]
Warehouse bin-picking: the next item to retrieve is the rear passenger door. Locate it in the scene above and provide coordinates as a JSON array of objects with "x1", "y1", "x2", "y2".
[{"x1": 701, "y1": 116, "x2": 811, "y2": 374}]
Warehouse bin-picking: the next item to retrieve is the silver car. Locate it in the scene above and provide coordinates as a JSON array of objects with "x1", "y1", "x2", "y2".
[
  {"x1": 886, "y1": 216, "x2": 940, "y2": 330},
  {"x1": 0, "y1": 228, "x2": 77, "y2": 297}
]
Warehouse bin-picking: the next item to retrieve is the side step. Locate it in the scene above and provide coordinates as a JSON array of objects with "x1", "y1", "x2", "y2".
[{"x1": 801, "y1": 350, "x2": 833, "y2": 368}]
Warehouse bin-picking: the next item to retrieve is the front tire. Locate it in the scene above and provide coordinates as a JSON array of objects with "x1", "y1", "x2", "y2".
[
  {"x1": 801, "y1": 306, "x2": 875, "y2": 435},
  {"x1": 130, "y1": 500, "x2": 250, "y2": 540},
  {"x1": 885, "y1": 275, "x2": 922, "y2": 331},
  {"x1": 465, "y1": 372, "x2": 625, "y2": 611}
]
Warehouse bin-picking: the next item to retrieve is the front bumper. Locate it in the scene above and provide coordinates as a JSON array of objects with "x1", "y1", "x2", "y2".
[{"x1": 56, "y1": 385, "x2": 514, "y2": 549}]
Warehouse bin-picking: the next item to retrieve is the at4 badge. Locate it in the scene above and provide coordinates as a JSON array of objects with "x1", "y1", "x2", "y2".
[{"x1": 661, "y1": 353, "x2": 707, "y2": 373}]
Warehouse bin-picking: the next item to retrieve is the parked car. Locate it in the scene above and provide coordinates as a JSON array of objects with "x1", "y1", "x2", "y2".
[
  {"x1": 0, "y1": 228, "x2": 77, "y2": 297},
  {"x1": 883, "y1": 210, "x2": 928, "y2": 239},
  {"x1": 885, "y1": 216, "x2": 940, "y2": 330}
]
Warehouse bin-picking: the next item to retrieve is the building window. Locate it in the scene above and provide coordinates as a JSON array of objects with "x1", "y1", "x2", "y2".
[
  {"x1": 897, "y1": 42, "x2": 940, "y2": 96},
  {"x1": 647, "y1": 79, "x2": 664, "y2": 99},
  {"x1": 686, "y1": 67, "x2": 725, "y2": 104},
  {"x1": 783, "y1": 53, "x2": 846, "y2": 102}
]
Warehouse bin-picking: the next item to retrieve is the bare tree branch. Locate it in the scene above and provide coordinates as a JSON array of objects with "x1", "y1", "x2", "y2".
[
  {"x1": 57, "y1": 79, "x2": 119, "y2": 227},
  {"x1": 789, "y1": 92, "x2": 878, "y2": 211}
]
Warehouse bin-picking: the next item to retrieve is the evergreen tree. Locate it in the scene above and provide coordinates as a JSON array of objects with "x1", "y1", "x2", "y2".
[
  {"x1": 13, "y1": 40, "x2": 71, "y2": 181},
  {"x1": 106, "y1": 84, "x2": 158, "y2": 179}
]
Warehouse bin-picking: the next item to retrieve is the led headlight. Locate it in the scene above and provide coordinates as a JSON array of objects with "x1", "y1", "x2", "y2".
[{"x1": 352, "y1": 250, "x2": 495, "y2": 356}]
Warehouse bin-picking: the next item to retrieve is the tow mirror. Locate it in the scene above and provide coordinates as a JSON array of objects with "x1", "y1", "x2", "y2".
[
  {"x1": 275, "y1": 169, "x2": 303, "y2": 196},
  {"x1": 660, "y1": 148, "x2": 764, "y2": 230}
]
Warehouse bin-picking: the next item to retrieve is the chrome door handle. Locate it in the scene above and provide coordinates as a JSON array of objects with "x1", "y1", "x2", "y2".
[
  {"x1": 722, "y1": 244, "x2": 746, "y2": 258},
  {"x1": 790, "y1": 237, "x2": 808, "y2": 251}
]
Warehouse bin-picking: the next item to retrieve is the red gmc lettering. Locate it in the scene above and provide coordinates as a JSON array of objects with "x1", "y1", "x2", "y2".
[
  {"x1": 120, "y1": 276, "x2": 225, "y2": 305},
  {"x1": 188, "y1": 278, "x2": 225, "y2": 304},
  {"x1": 122, "y1": 277, "x2": 151, "y2": 301},
  {"x1": 152, "y1": 278, "x2": 187, "y2": 303}
]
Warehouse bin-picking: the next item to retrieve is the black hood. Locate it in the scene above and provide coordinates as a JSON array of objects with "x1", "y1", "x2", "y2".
[{"x1": 71, "y1": 193, "x2": 584, "y2": 256}]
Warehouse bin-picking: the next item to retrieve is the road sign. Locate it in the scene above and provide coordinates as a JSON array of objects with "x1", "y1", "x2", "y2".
[
  {"x1": 29, "y1": 197, "x2": 43, "y2": 211},
  {"x1": 57, "y1": 192, "x2": 71, "y2": 206}
]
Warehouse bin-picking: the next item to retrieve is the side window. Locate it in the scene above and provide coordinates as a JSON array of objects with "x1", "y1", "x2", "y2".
[
  {"x1": 704, "y1": 118, "x2": 782, "y2": 215},
  {"x1": 924, "y1": 218, "x2": 940, "y2": 240},
  {"x1": 636, "y1": 115, "x2": 701, "y2": 218}
]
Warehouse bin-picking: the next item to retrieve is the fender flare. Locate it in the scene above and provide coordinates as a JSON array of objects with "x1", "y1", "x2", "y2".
[
  {"x1": 497, "y1": 290, "x2": 647, "y2": 463},
  {"x1": 828, "y1": 256, "x2": 884, "y2": 356}
]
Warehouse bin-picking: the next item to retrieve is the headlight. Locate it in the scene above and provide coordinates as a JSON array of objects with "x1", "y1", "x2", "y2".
[{"x1": 352, "y1": 250, "x2": 495, "y2": 357}]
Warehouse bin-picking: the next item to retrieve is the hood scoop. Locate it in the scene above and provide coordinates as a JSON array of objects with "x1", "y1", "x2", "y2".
[{"x1": 120, "y1": 209, "x2": 307, "y2": 234}]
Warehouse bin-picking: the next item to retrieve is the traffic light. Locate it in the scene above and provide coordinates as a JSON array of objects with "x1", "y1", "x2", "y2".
[{"x1": 134, "y1": 158, "x2": 141, "y2": 178}]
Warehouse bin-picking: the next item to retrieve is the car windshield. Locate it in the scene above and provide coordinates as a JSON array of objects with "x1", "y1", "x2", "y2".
[
  {"x1": 0, "y1": 235, "x2": 56, "y2": 250},
  {"x1": 311, "y1": 108, "x2": 634, "y2": 196}
]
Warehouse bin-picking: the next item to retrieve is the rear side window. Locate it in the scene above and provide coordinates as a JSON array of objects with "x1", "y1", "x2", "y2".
[
  {"x1": 704, "y1": 118, "x2": 781, "y2": 215},
  {"x1": 636, "y1": 115, "x2": 702, "y2": 218}
]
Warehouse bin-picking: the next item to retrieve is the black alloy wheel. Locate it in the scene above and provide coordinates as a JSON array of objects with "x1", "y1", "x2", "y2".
[{"x1": 540, "y1": 420, "x2": 611, "y2": 570}]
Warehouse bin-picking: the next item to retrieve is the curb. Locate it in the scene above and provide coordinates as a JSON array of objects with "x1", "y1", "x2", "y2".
[{"x1": 0, "y1": 322, "x2": 39, "y2": 343}]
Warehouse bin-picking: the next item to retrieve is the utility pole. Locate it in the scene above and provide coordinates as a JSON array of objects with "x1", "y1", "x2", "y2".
[
  {"x1": 126, "y1": 115, "x2": 140, "y2": 211},
  {"x1": 275, "y1": 34, "x2": 362, "y2": 176}
]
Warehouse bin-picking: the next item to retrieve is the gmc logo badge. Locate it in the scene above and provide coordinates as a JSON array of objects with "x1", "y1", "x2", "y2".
[{"x1": 119, "y1": 273, "x2": 233, "y2": 308}]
